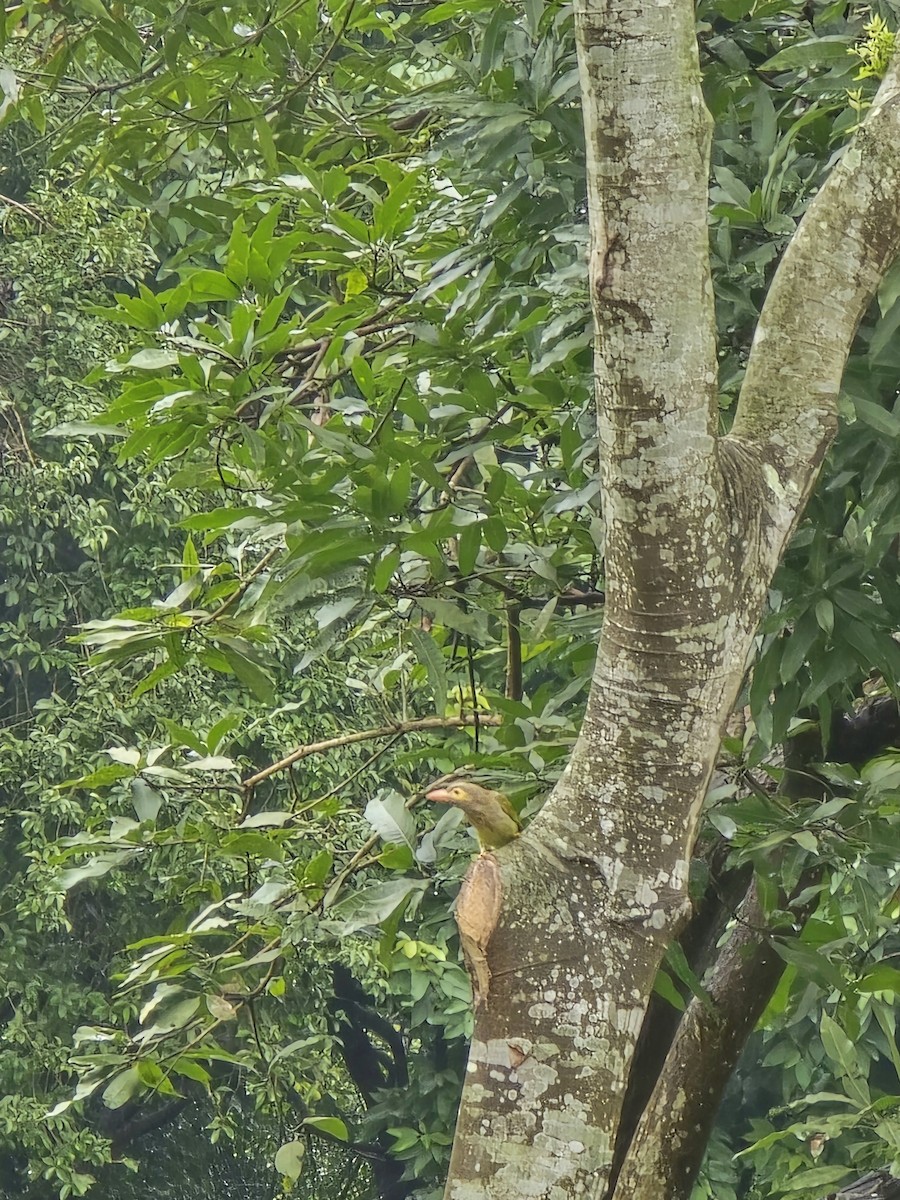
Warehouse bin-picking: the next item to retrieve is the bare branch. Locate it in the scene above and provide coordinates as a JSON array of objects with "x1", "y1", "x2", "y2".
[{"x1": 242, "y1": 715, "x2": 501, "y2": 790}]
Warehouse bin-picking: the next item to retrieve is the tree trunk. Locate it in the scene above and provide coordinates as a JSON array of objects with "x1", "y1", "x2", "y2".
[{"x1": 442, "y1": 0, "x2": 900, "y2": 1194}]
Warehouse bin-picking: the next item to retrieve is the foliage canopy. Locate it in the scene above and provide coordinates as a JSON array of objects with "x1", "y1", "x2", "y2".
[{"x1": 4, "y1": 2, "x2": 900, "y2": 1198}]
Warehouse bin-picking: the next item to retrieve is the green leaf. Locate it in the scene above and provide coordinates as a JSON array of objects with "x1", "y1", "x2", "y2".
[
  {"x1": 182, "y1": 269, "x2": 240, "y2": 301},
  {"x1": 857, "y1": 965, "x2": 900, "y2": 993},
  {"x1": 652, "y1": 968, "x2": 686, "y2": 1012},
  {"x1": 778, "y1": 1166, "x2": 863, "y2": 1192},
  {"x1": 664, "y1": 942, "x2": 714, "y2": 1010},
  {"x1": 274, "y1": 1139, "x2": 305, "y2": 1180},
  {"x1": 815, "y1": 598, "x2": 834, "y2": 636},
  {"x1": 118, "y1": 348, "x2": 180, "y2": 372},
  {"x1": 387, "y1": 462, "x2": 412, "y2": 516},
  {"x1": 820, "y1": 1012, "x2": 866, "y2": 1085},
  {"x1": 375, "y1": 170, "x2": 421, "y2": 239},
  {"x1": 143, "y1": 997, "x2": 202, "y2": 1036},
  {"x1": 364, "y1": 791, "x2": 417, "y2": 852},
  {"x1": 304, "y1": 849, "x2": 334, "y2": 885},
  {"x1": 379, "y1": 844, "x2": 415, "y2": 871},
  {"x1": 207, "y1": 713, "x2": 242, "y2": 752},
  {"x1": 136, "y1": 1059, "x2": 178, "y2": 1094},
  {"x1": 42, "y1": 421, "x2": 125, "y2": 439},
  {"x1": 772, "y1": 939, "x2": 843, "y2": 989},
  {"x1": 853, "y1": 397, "x2": 900, "y2": 438},
  {"x1": 792, "y1": 829, "x2": 818, "y2": 852},
  {"x1": 457, "y1": 522, "x2": 482, "y2": 576},
  {"x1": 182, "y1": 756, "x2": 238, "y2": 773},
  {"x1": 59, "y1": 851, "x2": 139, "y2": 890},
  {"x1": 303, "y1": 1116, "x2": 349, "y2": 1141},
  {"x1": 417, "y1": 805, "x2": 465, "y2": 865},
  {"x1": 220, "y1": 832, "x2": 286, "y2": 861},
  {"x1": 238, "y1": 811, "x2": 294, "y2": 828},
  {"x1": 408, "y1": 628, "x2": 447, "y2": 713},
  {"x1": 373, "y1": 547, "x2": 400, "y2": 592},
  {"x1": 102, "y1": 1067, "x2": 141, "y2": 1110},
  {"x1": 132, "y1": 656, "x2": 182, "y2": 699},
  {"x1": 417, "y1": 597, "x2": 490, "y2": 641},
  {"x1": 780, "y1": 611, "x2": 819, "y2": 682},
  {"x1": 169, "y1": 1058, "x2": 212, "y2": 1088},
  {"x1": 161, "y1": 719, "x2": 207, "y2": 756},
  {"x1": 483, "y1": 516, "x2": 508, "y2": 551},
  {"x1": 58, "y1": 763, "x2": 134, "y2": 791},
  {"x1": 182, "y1": 535, "x2": 200, "y2": 579},
  {"x1": 321, "y1": 879, "x2": 428, "y2": 937},
  {"x1": 217, "y1": 641, "x2": 276, "y2": 702},
  {"x1": 131, "y1": 779, "x2": 163, "y2": 823},
  {"x1": 761, "y1": 34, "x2": 853, "y2": 69}
]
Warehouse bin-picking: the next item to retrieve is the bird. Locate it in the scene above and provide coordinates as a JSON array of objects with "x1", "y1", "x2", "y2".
[{"x1": 426, "y1": 781, "x2": 520, "y2": 851}]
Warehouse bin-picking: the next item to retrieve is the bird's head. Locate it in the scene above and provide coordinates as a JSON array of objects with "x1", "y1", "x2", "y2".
[
  {"x1": 425, "y1": 781, "x2": 520, "y2": 848},
  {"x1": 426, "y1": 781, "x2": 484, "y2": 808}
]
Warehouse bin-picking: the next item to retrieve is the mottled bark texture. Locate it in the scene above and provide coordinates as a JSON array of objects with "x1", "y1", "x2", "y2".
[
  {"x1": 816, "y1": 1170, "x2": 900, "y2": 1200},
  {"x1": 442, "y1": 3, "x2": 900, "y2": 1195},
  {"x1": 606, "y1": 734, "x2": 826, "y2": 1199}
]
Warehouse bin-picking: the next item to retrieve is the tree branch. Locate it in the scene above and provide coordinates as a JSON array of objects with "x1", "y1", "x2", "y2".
[
  {"x1": 101, "y1": 1098, "x2": 188, "y2": 1157},
  {"x1": 609, "y1": 876, "x2": 803, "y2": 1200},
  {"x1": 815, "y1": 1168, "x2": 900, "y2": 1200},
  {"x1": 609, "y1": 840, "x2": 751, "y2": 1185},
  {"x1": 729, "y1": 58, "x2": 900, "y2": 506},
  {"x1": 242, "y1": 715, "x2": 501, "y2": 790},
  {"x1": 611, "y1": 696, "x2": 900, "y2": 1199},
  {"x1": 575, "y1": 0, "x2": 720, "y2": 597}
]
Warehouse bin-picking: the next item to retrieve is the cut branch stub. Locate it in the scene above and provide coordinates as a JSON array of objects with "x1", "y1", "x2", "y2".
[{"x1": 455, "y1": 854, "x2": 504, "y2": 1008}]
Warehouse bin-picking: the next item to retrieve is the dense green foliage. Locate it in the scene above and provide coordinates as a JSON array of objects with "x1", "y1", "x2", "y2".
[{"x1": 4, "y1": 2, "x2": 900, "y2": 1199}]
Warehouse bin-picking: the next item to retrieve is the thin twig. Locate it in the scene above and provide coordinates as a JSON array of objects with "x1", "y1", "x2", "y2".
[
  {"x1": 201, "y1": 545, "x2": 281, "y2": 625},
  {"x1": 0, "y1": 192, "x2": 48, "y2": 226},
  {"x1": 423, "y1": 401, "x2": 515, "y2": 514},
  {"x1": 242, "y1": 715, "x2": 502, "y2": 790}
]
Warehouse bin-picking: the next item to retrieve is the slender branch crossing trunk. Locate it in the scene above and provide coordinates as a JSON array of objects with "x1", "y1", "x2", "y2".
[{"x1": 442, "y1": 1, "x2": 900, "y2": 1193}]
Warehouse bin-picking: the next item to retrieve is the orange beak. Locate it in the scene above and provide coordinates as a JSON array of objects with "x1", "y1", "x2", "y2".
[{"x1": 426, "y1": 788, "x2": 455, "y2": 803}]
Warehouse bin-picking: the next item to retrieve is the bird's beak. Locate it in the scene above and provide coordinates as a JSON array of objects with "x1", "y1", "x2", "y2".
[{"x1": 426, "y1": 788, "x2": 455, "y2": 803}]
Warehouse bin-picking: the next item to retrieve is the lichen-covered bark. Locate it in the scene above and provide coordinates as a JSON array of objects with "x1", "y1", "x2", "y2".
[
  {"x1": 608, "y1": 738, "x2": 827, "y2": 1199},
  {"x1": 731, "y1": 70, "x2": 900, "y2": 493},
  {"x1": 723, "y1": 61, "x2": 900, "y2": 581},
  {"x1": 611, "y1": 881, "x2": 789, "y2": 1200},
  {"x1": 442, "y1": 16, "x2": 900, "y2": 1200}
]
